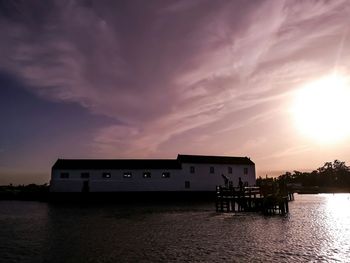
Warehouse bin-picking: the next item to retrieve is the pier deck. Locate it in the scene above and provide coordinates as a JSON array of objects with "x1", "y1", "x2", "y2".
[{"x1": 215, "y1": 186, "x2": 293, "y2": 215}]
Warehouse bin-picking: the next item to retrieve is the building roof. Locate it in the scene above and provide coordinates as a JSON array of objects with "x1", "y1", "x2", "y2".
[
  {"x1": 52, "y1": 159, "x2": 182, "y2": 170},
  {"x1": 52, "y1": 154, "x2": 254, "y2": 170},
  {"x1": 177, "y1": 154, "x2": 254, "y2": 165}
]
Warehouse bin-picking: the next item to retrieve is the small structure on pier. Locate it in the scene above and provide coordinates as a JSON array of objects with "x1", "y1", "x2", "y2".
[{"x1": 215, "y1": 184, "x2": 294, "y2": 215}]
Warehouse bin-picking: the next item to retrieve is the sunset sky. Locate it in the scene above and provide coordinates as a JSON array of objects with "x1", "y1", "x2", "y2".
[{"x1": 1, "y1": 0, "x2": 350, "y2": 184}]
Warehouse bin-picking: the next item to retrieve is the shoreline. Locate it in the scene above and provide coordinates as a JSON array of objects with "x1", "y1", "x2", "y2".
[
  {"x1": 295, "y1": 187, "x2": 350, "y2": 194},
  {"x1": 1, "y1": 185, "x2": 350, "y2": 202}
]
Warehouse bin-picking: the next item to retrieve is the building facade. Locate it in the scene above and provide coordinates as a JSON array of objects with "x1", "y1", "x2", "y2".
[{"x1": 50, "y1": 154, "x2": 256, "y2": 192}]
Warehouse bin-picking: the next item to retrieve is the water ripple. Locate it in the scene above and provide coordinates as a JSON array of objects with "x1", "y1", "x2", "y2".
[{"x1": 0, "y1": 194, "x2": 350, "y2": 262}]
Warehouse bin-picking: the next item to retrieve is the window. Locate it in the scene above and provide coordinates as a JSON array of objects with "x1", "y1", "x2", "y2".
[
  {"x1": 123, "y1": 172, "x2": 132, "y2": 178},
  {"x1": 244, "y1": 168, "x2": 248, "y2": 175},
  {"x1": 162, "y1": 172, "x2": 170, "y2": 178},
  {"x1": 185, "y1": 181, "x2": 190, "y2": 189},
  {"x1": 81, "y1": 172, "x2": 90, "y2": 179},
  {"x1": 102, "y1": 172, "x2": 111, "y2": 178},
  {"x1": 60, "y1": 172, "x2": 69, "y2": 179},
  {"x1": 228, "y1": 167, "x2": 232, "y2": 174},
  {"x1": 143, "y1": 172, "x2": 151, "y2": 178},
  {"x1": 190, "y1": 166, "x2": 195, "y2": 173},
  {"x1": 210, "y1": 167, "x2": 214, "y2": 174}
]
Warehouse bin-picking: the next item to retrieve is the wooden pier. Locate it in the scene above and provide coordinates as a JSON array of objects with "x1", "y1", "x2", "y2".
[{"x1": 215, "y1": 186, "x2": 294, "y2": 215}]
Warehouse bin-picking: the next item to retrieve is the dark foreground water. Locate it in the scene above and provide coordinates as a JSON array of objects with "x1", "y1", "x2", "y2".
[{"x1": 1, "y1": 194, "x2": 350, "y2": 262}]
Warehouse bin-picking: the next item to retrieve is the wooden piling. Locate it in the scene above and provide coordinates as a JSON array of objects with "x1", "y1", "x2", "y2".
[{"x1": 215, "y1": 186, "x2": 293, "y2": 215}]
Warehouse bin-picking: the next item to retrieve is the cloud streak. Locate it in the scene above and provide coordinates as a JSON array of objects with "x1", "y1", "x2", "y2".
[{"x1": 1, "y1": 0, "x2": 350, "y2": 172}]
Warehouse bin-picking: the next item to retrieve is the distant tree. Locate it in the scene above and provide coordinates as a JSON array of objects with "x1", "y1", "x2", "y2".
[
  {"x1": 257, "y1": 160, "x2": 350, "y2": 189},
  {"x1": 292, "y1": 171, "x2": 303, "y2": 183}
]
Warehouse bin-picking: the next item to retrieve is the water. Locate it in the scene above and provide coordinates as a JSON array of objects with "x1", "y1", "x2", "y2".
[{"x1": 0, "y1": 194, "x2": 350, "y2": 262}]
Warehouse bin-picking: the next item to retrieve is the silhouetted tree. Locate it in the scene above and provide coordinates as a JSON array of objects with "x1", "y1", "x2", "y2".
[{"x1": 260, "y1": 160, "x2": 350, "y2": 189}]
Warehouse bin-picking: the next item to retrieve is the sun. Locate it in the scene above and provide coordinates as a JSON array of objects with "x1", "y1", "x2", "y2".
[{"x1": 291, "y1": 74, "x2": 350, "y2": 144}]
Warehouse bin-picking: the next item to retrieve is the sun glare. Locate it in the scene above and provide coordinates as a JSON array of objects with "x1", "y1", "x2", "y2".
[{"x1": 292, "y1": 74, "x2": 350, "y2": 144}]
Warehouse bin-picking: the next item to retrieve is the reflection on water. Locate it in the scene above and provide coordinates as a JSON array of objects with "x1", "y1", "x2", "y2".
[
  {"x1": 0, "y1": 194, "x2": 350, "y2": 262},
  {"x1": 323, "y1": 194, "x2": 350, "y2": 262}
]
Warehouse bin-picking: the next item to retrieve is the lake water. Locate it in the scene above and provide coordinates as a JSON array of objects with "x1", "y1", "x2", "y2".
[{"x1": 0, "y1": 194, "x2": 350, "y2": 262}]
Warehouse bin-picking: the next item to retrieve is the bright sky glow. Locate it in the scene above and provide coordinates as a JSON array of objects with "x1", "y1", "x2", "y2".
[
  {"x1": 292, "y1": 74, "x2": 350, "y2": 144},
  {"x1": 2, "y1": 1, "x2": 350, "y2": 183}
]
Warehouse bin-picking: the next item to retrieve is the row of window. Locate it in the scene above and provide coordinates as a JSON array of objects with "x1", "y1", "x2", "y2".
[
  {"x1": 60, "y1": 168, "x2": 249, "y2": 179},
  {"x1": 60, "y1": 172, "x2": 171, "y2": 179},
  {"x1": 190, "y1": 166, "x2": 248, "y2": 175},
  {"x1": 62, "y1": 172, "x2": 191, "y2": 189}
]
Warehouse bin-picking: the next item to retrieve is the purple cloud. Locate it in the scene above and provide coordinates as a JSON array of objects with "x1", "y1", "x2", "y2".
[{"x1": 1, "y1": 0, "x2": 350, "y2": 178}]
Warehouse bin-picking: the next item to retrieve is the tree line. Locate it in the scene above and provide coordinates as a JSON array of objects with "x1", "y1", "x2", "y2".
[
  {"x1": 0, "y1": 183, "x2": 49, "y2": 200},
  {"x1": 257, "y1": 160, "x2": 350, "y2": 188}
]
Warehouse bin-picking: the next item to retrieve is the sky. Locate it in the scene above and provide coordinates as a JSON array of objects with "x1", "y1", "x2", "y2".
[{"x1": 1, "y1": 0, "x2": 350, "y2": 184}]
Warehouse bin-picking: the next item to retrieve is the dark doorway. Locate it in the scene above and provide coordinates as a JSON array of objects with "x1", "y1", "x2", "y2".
[{"x1": 82, "y1": 180, "x2": 90, "y2": 193}]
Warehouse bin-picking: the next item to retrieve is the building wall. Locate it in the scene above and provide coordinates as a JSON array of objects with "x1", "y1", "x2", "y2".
[
  {"x1": 50, "y1": 163, "x2": 256, "y2": 192},
  {"x1": 180, "y1": 163, "x2": 256, "y2": 191}
]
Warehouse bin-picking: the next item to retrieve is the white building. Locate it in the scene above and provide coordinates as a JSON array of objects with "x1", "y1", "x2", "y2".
[{"x1": 50, "y1": 154, "x2": 256, "y2": 193}]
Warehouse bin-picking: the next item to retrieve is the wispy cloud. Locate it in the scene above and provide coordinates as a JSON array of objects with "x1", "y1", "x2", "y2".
[
  {"x1": 258, "y1": 145, "x2": 313, "y2": 161},
  {"x1": 1, "y1": 0, "x2": 350, "y2": 162}
]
